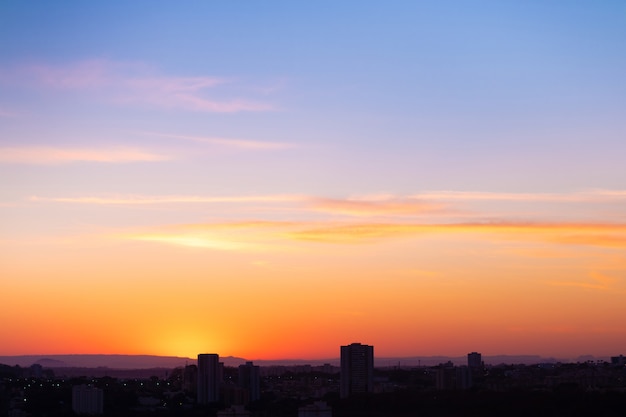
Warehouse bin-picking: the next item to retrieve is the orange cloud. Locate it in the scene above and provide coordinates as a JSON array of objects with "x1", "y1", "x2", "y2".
[
  {"x1": 117, "y1": 221, "x2": 297, "y2": 251},
  {"x1": 26, "y1": 190, "x2": 626, "y2": 252},
  {"x1": 289, "y1": 222, "x2": 626, "y2": 247},
  {"x1": 549, "y1": 233, "x2": 626, "y2": 248},
  {"x1": 549, "y1": 271, "x2": 620, "y2": 291},
  {"x1": 128, "y1": 234, "x2": 247, "y2": 250},
  {"x1": 108, "y1": 220, "x2": 626, "y2": 252}
]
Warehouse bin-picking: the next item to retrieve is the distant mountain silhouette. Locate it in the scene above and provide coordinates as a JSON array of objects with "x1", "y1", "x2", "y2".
[
  {"x1": 0, "y1": 355, "x2": 198, "y2": 369},
  {"x1": 0, "y1": 353, "x2": 610, "y2": 369},
  {"x1": 34, "y1": 358, "x2": 68, "y2": 367}
]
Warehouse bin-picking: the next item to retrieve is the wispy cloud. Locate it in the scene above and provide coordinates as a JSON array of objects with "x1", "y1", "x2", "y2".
[
  {"x1": 289, "y1": 223, "x2": 431, "y2": 243},
  {"x1": 0, "y1": 146, "x2": 168, "y2": 164},
  {"x1": 1, "y1": 59, "x2": 274, "y2": 113},
  {"x1": 289, "y1": 222, "x2": 626, "y2": 247},
  {"x1": 0, "y1": 106, "x2": 19, "y2": 118},
  {"x1": 161, "y1": 94, "x2": 272, "y2": 113},
  {"x1": 549, "y1": 233, "x2": 626, "y2": 249},
  {"x1": 27, "y1": 189, "x2": 626, "y2": 222},
  {"x1": 550, "y1": 271, "x2": 620, "y2": 291},
  {"x1": 31, "y1": 192, "x2": 446, "y2": 217},
  {"x1": 109, "y1": 219, "x2": 626, "y2": 251},
  {"x1": 118, "y1": 221, "x2": 296, "y2": 251},
  {"x1": 31, "y1": 194, "x2": 305, "y2": 205},
  {"x1": 128, "y1": 234, "x2": 247, "y2": 250},
  {"x1": 416, "y1": 190, "x2": 626, "y2": 202},
  {"x1": 304, "y1": 190, "x2": 626, "y2": 218},
  {"x1": 139, "y1": 131, "x2": 294, "y2": 150},
  {"x1": 310, "y1": 196, "x2": 445, "y2": 216}
]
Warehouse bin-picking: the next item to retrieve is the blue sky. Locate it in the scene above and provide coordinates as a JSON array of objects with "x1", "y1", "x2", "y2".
[{"x1": 2, "y1": 1, "x2": 625, "y2": 196}]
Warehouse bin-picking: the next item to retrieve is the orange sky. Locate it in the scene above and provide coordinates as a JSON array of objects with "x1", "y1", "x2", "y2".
[
  {"x1": 2, "y1": 2, "x2": 626, "y2": 361},
  {"x1": 2, "y1": 195, "x2": 626, "y2": 359}
]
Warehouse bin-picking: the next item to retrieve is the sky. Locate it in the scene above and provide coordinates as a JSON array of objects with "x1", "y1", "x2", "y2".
[{"x1": 1, "y1": 1, "x2": 626, "y2": 361}]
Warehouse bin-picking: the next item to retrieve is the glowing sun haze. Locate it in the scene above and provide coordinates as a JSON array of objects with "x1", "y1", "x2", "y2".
[{"x1": 1, "y1": 1, "x2": 626, "y2": 360}]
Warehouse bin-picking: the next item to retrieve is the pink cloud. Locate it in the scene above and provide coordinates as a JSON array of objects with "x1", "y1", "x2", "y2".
[
  {"x1": 139, "y1": 131, "x2": 294, "y2": 150},
  {"x1": 125, "y1": 75, "x2": 224, "y2": 92},
  {"x1": 30, "y1": 194, "x2": 305, "y2": 205},
  {"x1": 0, "y1": 107, "x2": 19, "y2": 118},
  {"x1": 24, "y1": 59, "x2": 116, "y2": 89},
  {"x1": 170, "y1": 94, "x2": 274, "y2": 113},
  {"x1": 415, "y1": 190, "x2": 626, "y2": 202},
  {"x1": 0, "y1": 146, "x2": 168, "y2": 164},
  {"x1": 1, "y1": 59, "x2": 274, "y2": 113},
  {"x1": 310, "y1": 197, "x2": 445, "y2": 216}
]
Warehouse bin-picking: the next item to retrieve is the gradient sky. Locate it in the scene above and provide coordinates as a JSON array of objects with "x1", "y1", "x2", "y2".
[{"x1": 1, "y1": 1, "x2": 626, "y2": 360}]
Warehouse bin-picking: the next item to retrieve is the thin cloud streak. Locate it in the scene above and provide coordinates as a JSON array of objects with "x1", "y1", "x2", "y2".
[
  {"x1": 30, "y1": 194, "x2": 307, "y2": 205},
  {"x1": 179, "y1": 221, "x2": 299, "y2": 230},
  {"x1": 310, "y1": 197, "x2": 445, "y2": 216},
  {"x1": 139, "y1": 131, "x2": 295, "y2": 150},
  {"x1": 0, "y1": 107, "x2": 19, "y2": 118},
  {"x1": 118, "y1": 221, "x2": 298, "y2": 251},
  {"x1": 550, "y1": 234, "x2": 626, "y2": 249},
  {"x1": 129, "y1": 234, "x2": 247, "y2": 250},
  {"x1": 0, "y1": 146, "x2": 168, "y2": 164},
  {"x1": 416, "y1": 190, "x2": 626, "y2": 202},
  {"x1": 289, "y1": 222, "x2": 626, "y2": 247},
  {"x1": 549, "y1": 271, "x2": 620, "y2": 291},
  {"x1": 27, "y1": 190, "x2": 626, "y2": 220},
  {"x1": 1, "y1": 59, "x2": 274, "y2": 113},
  {"x1": 168, "y1": 94, "x2": 273, "y2": 113},
  {"x1": 112, "y1": 220, "x2": 626, "y2": 250}
]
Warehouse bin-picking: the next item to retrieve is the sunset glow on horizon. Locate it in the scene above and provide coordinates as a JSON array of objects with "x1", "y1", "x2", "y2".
[{"x1": 2, "y1": 1, "x2": 626, "y2": 361}]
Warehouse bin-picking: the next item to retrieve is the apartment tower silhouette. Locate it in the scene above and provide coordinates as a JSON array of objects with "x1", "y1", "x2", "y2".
[
  {"x1": 197, "y1": 353, "x2": 222, "y2": 404},
  {"x1": 340, "y1": 342, "x2": 374, "y2": 398},
  {"x1": 467, "y1": 352, "x2": 482, "y2": 369},
  {"x1": 238, "y1": 361, "x2": 261, "y2": 403}
]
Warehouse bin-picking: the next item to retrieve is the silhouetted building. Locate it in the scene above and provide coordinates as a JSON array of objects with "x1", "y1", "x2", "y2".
[
  {"x1": 217, "y1": 405, "x2": 251, "y2": 417},
  {"x1": 456, "y1": 366, "x2": 472, "y2": 389},
  {"x1": 298, "y1": 401, "x2": 332, "y2": 417},
  {"x1": 238, "y1": 361, "x2": 260, "y2": 402},
  {"x1": 222, "y1": 385, "x2": 248, "y2": 406},
  {"x1": 29, "y1": 364, "x2": 43, "y2": 378},
  {"x1": 436, "y1": 364, "x2": 472, "y2": 391},
  {"x1": 611, "y1": 355, "x2": 625, "y2": 366},
  {"x1": 183, "y1": 364, "x2": 197, "y2": 392},
  {"x1": 72, "y1": 385, "x2": 103, "y2": 415},
  {"x1": 197, "y1": 353, "x2": 222, "y2": 404},
  {"x1": 468, "y1": 352, "x2": 482, "y2": 369},
  {"x1": 340, "y1": 343, "x2": 374, "y2": 398}
]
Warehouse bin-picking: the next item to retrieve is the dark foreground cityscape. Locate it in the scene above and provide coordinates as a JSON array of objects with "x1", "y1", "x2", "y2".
[{"x1": 2, "y1": 344, "x2": 626, "y2": 417}]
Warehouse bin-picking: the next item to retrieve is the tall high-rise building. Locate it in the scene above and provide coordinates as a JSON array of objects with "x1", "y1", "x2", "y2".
[
  {"x1": 197, "y1": 353, "x2": 222, "y2": 404},
  {"x1": 183, "y1": 364, "x2": 198, "y2": 392},
  {"x1": 340, "y1": 343, "x2": 374, "y2": 398},
  {"x1": 467, "y1": 352, "x2": 482, "y2": 369},
  {"x1": 72, "y1": 385, "x2": 103, "y2": 415},
  {"x1": 238, "y1": 361, "x2": 260, "y2": 402}
]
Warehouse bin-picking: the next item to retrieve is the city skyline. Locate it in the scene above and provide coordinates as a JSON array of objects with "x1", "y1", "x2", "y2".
[{"x1": 2, "y1": 1, "x2": 626, "y2": 360}]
